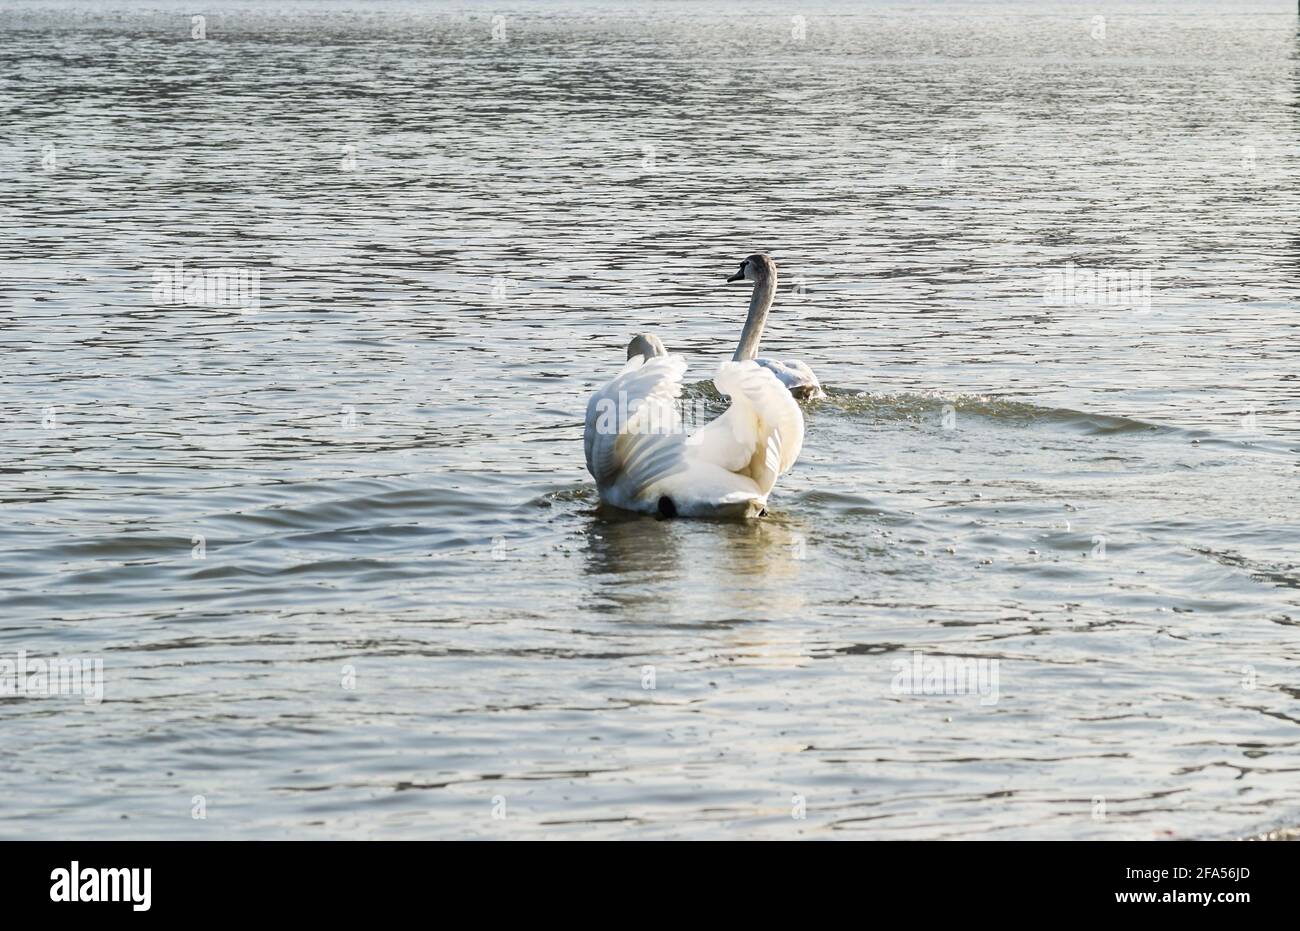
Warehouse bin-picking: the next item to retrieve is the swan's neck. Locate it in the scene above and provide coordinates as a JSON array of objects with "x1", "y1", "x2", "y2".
[{"x1": 732, "y1": 270, "x2": 777, "y2": 361}]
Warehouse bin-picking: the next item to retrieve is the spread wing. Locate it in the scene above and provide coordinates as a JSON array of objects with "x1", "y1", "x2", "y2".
[
  {"x1": 686, "y1": 360, "x2": 804, "y2": 496},
  {"x1": 584, "y1": 353, "x2": 690, "y2": 496}
]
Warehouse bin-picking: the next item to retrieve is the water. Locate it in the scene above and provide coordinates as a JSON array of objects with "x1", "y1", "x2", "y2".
[{"x1": 2, "y1": 0, "x2": 1298, "y2": 839}]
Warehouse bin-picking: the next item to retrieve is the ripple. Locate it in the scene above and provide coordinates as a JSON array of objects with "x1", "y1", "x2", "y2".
[{"x1": 1, "y1": 0, "x2": 1298, "y2": 841}]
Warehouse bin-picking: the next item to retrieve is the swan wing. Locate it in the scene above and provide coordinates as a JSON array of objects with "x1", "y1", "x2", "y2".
[
  {"x1": 584, "y1": 353, "x2": 690, "y2": 496},
  {"x1": 687, "y1": 360, "x2": 804, "y2": 495}
]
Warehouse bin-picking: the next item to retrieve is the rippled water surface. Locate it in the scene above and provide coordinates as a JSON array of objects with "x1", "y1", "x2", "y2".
[{"x1": 2, "y1": 0, "x2": 1299, "y2": 839}]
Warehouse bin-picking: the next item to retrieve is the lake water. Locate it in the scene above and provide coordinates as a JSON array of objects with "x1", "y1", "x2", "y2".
[{"x1": 2, "y1": 0, "x2": 1298, "y2": 839}]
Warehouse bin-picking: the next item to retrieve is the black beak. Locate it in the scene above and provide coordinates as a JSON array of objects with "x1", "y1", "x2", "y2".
[{"x1": 726, "y1": 271, "x2": 744, "y2": 282}]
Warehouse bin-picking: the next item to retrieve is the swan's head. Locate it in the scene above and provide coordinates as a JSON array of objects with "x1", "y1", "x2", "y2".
[
  {"x1": 626, "y1": 333, "x2": 667, "y2": 360},
  {"x1": 727, "y1": 253, "x2": 776, "y2": 284}
]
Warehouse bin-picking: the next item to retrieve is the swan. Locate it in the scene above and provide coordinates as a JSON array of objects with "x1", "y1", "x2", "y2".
[
  {"x1": 582, "y1": 253, "x2": 815, "y2": 518},
  {"x1": 727, "y1": 254, "x2": 825, "y2": 401}
]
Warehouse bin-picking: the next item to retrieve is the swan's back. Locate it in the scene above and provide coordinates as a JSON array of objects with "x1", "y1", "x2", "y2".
[{"x1": 583, "y1": 354, "x2": 803, "y2": 518}]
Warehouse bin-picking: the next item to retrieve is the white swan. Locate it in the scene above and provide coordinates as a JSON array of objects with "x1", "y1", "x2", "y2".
[
  {"x1": 727, "y1": 254, "x2": 825, "y2": 401},
  {"x1": 582, "y1": 254, "x2": 814, "y2": 518}
]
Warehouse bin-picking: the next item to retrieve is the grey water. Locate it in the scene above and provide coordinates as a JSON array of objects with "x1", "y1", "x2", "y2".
[{"x1": 1, "y1": 0, "x2": 1298, "y2": 839}]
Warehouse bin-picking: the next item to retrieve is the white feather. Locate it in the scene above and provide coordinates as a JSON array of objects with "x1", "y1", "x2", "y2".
[{"x1": 584, "y1": 356, "x2": 803, "y2": 517}]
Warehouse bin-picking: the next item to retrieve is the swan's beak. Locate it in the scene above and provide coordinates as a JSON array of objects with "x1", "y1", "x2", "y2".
[{"x1": 726, "y1": 271, "x2": 744, "y2": 283}]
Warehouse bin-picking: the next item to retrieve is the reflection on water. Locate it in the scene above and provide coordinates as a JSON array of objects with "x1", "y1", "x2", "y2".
[
  {"x1": 0, "y1": 0, "x2": 1298, "y2": 839},
  {"x1": 583, "y1": 515, "x2": 811, "y2": 623}
]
